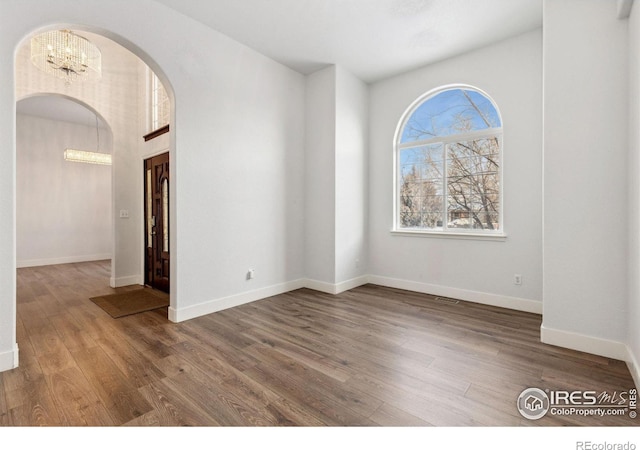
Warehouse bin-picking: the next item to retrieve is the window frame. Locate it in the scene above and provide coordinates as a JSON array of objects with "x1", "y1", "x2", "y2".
[
  {"x1": 144, "y1": 68, "x2": 170, "y2": 141},
  {"x1": 392, "y1": 85, "x2": 506, "y2": 240}
]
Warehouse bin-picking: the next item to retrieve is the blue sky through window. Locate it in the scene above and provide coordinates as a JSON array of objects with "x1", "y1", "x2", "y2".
[{"x1": 400, "y1": 88, "x2": 501, "y2": 144}]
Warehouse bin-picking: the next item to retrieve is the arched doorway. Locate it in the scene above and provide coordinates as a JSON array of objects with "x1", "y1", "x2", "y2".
[
  {"x1": 11, "y1": 25, "x2": 176, "y2": 370},
  {"x1": 16, "y1": 95, "x2": 113, "y2": 270}
]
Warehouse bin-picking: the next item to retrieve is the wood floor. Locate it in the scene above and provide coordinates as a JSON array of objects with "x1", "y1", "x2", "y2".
[{"x1": 1, "y1": 260, "x2": 637, "y2": 426}]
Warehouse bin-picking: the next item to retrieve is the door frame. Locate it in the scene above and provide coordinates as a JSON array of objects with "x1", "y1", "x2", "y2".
[{"x1": 143, "y1": 150, "x2": 170, "y2": 293}]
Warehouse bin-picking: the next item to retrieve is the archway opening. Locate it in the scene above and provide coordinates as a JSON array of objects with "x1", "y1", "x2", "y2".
[
  {"x1": 12, "y1": 25, "x2": 177, "y2": 370},
  {"x1": 16, "y1": 94, "x2": 114, "y2": 270}
]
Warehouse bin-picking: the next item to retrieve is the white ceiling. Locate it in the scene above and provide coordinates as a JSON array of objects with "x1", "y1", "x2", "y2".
[
  {"x1": 18, "y1": 1, "x2": 542, "y2": 124},
  {"x1": 153, "y1": 0, "x2": 543, "y2": 82}
]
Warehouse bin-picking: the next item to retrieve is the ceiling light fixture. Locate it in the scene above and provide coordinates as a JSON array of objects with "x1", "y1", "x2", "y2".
[
  {"x1": 63, "y1": 149, "x2": 112, "y2": 165},
  {"x1": 64, "y1": 112, "x2": 111, "y2": 166},
  {"x1": 31, "y1": 29, "x2": 101, "y2": 84}
]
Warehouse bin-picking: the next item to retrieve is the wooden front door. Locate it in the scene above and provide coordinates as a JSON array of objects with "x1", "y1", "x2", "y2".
[{"x1": 144, "y1": 152, "x2": 170, "y2": 293}]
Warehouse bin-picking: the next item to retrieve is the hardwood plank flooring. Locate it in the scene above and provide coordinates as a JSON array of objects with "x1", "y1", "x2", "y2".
[{"x1": 1, "y1": 260, "x2": 637, "y2": 426}]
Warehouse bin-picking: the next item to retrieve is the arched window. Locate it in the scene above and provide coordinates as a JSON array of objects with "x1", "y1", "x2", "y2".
[{"x1": 394, "y1": 86, "x2": 503, "y2": 235}]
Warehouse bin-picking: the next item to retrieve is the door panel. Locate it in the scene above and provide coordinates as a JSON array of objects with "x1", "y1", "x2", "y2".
[{"x1": 144, "y1": 152, "x2": 170, "y2": 293}]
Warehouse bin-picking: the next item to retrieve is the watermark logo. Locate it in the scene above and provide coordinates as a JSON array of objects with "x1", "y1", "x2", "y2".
[
  {"x1": 517, "y1": 388, "x2": 637, "y2": 420},
  {"x1": 517, "y1": 387, "x2": 550, "y2": 420},
  {"x1": 576, "y1": 442, "x2": 636, "y2": 450}
]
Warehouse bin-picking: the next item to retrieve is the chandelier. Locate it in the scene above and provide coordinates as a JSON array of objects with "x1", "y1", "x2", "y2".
[
  {"x1": 64, "y1": 112, "x2": 111, "y2": 166},
  {"x1": 63, "y1": 149, "x2": 112, "y2": 165},
  {"x1": 30, "y1": 30, "x2": 101, "y2": 83}
]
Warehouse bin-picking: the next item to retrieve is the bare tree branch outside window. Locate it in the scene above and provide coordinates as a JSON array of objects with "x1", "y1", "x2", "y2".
[{"x1": 398, "y1": 88, "x2": 502, "y2": 232}]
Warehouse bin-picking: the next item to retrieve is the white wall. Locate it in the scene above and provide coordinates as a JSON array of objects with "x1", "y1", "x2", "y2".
[
  {"x1": 542, "y1": 0, "x2": 629, "y2": 359},
  {"x1": 304, "y1": 66, "x2": 336, "y2": 285},
  {"x1": 304, "y1": 65, "x2": 369, "y2": 291},
  {"x1": 16, "y1": 114, "x2": 112, "y2": 267},
  {"x1": 368, "y1": 30, "x2": 543, "y2": 312},
  {"x1": 628, "y1": 1, "x2": 640, "y2": 382},
  {"x1": 0, "y1": 7, "x2": 17, "y2": 371},
  {"x1": 170, "y1": 32, "x2": 306, "y2": 319},
  {"x1": 335, "y1": 66, "x2": 369, "y2": 285}
]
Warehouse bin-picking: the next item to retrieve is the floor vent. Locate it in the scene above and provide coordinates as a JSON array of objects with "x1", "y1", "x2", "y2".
[{"x1": 434, "y1": 296, "x2": 460, "y2": 305}]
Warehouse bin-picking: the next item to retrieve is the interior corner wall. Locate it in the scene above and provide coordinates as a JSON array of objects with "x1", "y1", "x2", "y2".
[
  {"x1": 304, "y1": 65, "x2": 369, "y2": 290},
  {"x1": 304, "y1": 66, "x2": 337, "y2": 286},
  {"x1": 542, "y1": 0, "x2": 629, "y2": 357},
  {"x1": 368, "y1": 29, "x2": 543, "y2": 312},
  {"x1": 628, "y1": 1, "x2": 640, "y2": 378},
  {"x1": 16, "y1": 114, "x2": 112, "y2": 267},
  {"x1": 334, "y1": 66, "x2": 369, "y2": 286}
]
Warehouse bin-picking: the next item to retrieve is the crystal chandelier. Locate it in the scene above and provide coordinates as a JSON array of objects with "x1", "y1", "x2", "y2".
[{"x1": 30, "y1": 30, "x2": 101, "y2": 83}]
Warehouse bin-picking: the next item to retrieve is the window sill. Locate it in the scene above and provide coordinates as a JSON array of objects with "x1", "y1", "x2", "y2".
[
  {"x1": 143, "y1": 124, "x2": 170, "y2": 142},
  {"x1": 391, "y1": 229, "x2": 507, "y2": 242}
]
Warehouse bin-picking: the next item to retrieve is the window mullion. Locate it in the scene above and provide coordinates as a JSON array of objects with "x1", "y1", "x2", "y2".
[
  {"x1": 396, "y1": 146, "x2": 401, "y2": 229},
  {"x1": 443, "y1": 142, "x2": 448, "y2": 232},
  {"x1": 398, "y1": 128, "x2": 502, "y2": 150}
]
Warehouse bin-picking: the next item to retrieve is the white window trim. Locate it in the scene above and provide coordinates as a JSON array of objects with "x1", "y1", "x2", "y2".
[
  {"x1": 392, "y1": 85, "x2": 505, "y2": 239},
  {"x1": 390, "y1": 229, "x2": 507, "y2": 241}
]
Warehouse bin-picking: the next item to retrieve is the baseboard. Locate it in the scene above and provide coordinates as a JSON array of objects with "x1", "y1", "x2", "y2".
[
  {"x1": 170, "y1": 274, "x2": 539, "y2": 323},
  {"x1": 540, "y1": 324, "x2": 629, "y2": 361},
  {"x1": 17, "y1": 254, "x2": 111, "y2": 268},
  {"x1": 368, "y1": 275, "x2": 542, "y2": 314},
  {"x1": 169, "y1": 279, "x2": 307, "y2": 322},
  {"x1": 303, "y1": 278, "x2": 338, "y2": 294},
  {"x1": 0, "y1": 344, "x2": 18, "y2": 372},
  {"x1": 304, "y1": 276, "x2": 369, "y2": 295},
  {"x1": 110, "y1": 275, "x2": 143, "y2": 288},
  {"x1": 626, "y1": 345, "x2": 640, "y2": 390}
]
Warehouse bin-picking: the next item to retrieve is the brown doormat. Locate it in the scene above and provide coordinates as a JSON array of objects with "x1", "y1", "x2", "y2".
[{"x1": 90, "y1": 288, "x2": 169, "y2": 318}]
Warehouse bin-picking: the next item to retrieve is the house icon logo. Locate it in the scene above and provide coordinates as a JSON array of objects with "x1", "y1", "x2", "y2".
[
  {"x1": 525, "y1": 395, "x2": 544, "y2": 411},
  {"x1": 517, "y1": 388, "x2": 550, "y2": 420}
]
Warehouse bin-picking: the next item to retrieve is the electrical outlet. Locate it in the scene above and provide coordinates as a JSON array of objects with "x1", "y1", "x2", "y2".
[
  {"x1": 247, "y1": 269, "x2": 255, "y2": 280},
  {"x1": 514, "y1": 274, "x2": 522, "y2": 285}
]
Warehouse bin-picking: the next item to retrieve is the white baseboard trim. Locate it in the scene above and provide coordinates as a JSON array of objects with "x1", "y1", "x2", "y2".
[
  {"x1": 626, "y1": 345, "x2": 640, "y2": 389},
  {"x1": 110, "y1": 275, "x2": 143, "y2": 288},
  {"x1": 0, "y1": 344, "x2": 18, "y2": 372},
  {"x1": 304, "y1": 276, "x2": 369, "y2": 295},
  {"x1": 169, "y1": 274, "x2": 539, "y2": 323},
  {"x1": 17, "y1": 254, "x2": 111, "y2": 268},
  {"x1": 169, "y1": 279, "x2": 307, "y2": 322},
  {"x1": 368, "y1": 275, "x2": 542, "y2": 314},
  {"x1": 540, "y1": 324, "x2": 629, "y2": 361},
  {"x1": 303, "y1": 278, "x2": 338, "y2": 294}
]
